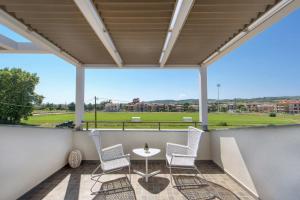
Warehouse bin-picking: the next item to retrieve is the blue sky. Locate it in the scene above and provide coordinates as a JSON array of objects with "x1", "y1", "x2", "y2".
[{"x1": 0, "y1": 9, "x2": 299, "y2": 104}]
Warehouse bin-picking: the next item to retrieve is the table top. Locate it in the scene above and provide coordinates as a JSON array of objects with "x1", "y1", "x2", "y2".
[{"x1": 132, "y1": 148, "x2": 161, "y2": 158}]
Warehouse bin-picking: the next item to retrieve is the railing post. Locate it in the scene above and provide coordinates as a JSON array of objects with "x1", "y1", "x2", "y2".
[
  {"x1": 86, "y1": 122, "x2": 89, "y2": 130},
  {"x1": 122, "y1": 122, "x2": 125, "y2": 131},
  {"x1": 158, "y1": 122, "x2": 161, "y2": 131}
]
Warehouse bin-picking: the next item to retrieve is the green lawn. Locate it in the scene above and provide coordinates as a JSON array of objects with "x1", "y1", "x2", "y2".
[{"x1": 21, "y1": 112, "x2": 300, "y2": 130}]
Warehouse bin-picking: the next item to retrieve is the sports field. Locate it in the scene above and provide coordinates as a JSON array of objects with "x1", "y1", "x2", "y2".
[{"x1": 21, "y1": 112, "x2": 300, "y2": 130}]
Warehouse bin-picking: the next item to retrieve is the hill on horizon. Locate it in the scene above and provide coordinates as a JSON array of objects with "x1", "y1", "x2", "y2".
[{"x1": 146, "y1": 96, "x2": 300, "y2": 105}]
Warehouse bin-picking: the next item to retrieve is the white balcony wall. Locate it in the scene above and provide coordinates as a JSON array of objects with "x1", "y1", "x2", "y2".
[
  {"x1": 211, "y1": 125, "x2": 300, "y2": 200},
  {"x1": 0, "y1": 126, "x2": 73, "y2": 200},
  {"x1": 1, "y1": 125, "x2": 299, "y2": 200},
  {"x1": 73, "y1": 130, "x2": 211, "y2": 160}
]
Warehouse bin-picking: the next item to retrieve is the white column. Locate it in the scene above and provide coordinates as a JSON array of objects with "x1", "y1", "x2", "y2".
[
  {"x1": 199, "y1": 65, "x2": 208, "y2": 131},
  {"x1": 75, "y1": 66, "x2": 85, "y2": 130}
]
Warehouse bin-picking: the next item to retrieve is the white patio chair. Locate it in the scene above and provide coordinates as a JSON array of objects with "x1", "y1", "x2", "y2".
[
  {"x1": 89, "y1": 130, "x2": 131, "y2": 194},
  {"x1": 166, "y1": 126, "x2": 206, "y2": 187}
]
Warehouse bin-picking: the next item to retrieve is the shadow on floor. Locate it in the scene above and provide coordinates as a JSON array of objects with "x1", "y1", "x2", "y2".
[
  {"x1": 138, "y1": 176, "x2": 169, "y2": 194},
  {"x1": 18, "y1": 168, "x2": 70, "y2": 200},
  {"x1": 18, "y1": 161, "x2": 237, "y2": 200},
  {"x1": 92, "y1": 177, "x2": 136, "y2": 200},
  {"x1": 173, "y1": 175, "x2": 240, "y2": 200},
  {"x1": 64, "y1": 173, "x2": 81, "y2": 200}
]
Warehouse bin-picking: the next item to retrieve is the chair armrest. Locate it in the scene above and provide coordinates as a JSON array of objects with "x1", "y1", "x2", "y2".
[
  {"x1": 101, "y1": 144, "x2": 124, "y2": 161},
  {"x1": 166, "y1": 143, "x2": 190, "y2": 156},
  {"x1": 102, "y1": 144, "x2": 123, "y2": 152},
  {"x1": 167, "y1": 143, "x2": 189, "y2": 149},
  {"x1": 169, "y1": 153, "x2": 196, "y2": 167},
  {"x1": 104, "y1": 153, "x2": 131, "y2": 162},
  {"x1": 172, "y1": 153, "x2": 196, "y2": 158}
]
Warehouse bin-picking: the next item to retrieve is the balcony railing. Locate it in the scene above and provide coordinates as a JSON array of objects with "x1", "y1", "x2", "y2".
[{"x1": 82, "y1": 120, "x2": 201, "y2": 131}]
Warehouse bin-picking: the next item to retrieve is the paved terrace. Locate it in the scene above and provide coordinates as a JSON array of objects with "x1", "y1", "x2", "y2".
[{"x1": 20, "y1": 161, "x2": 254, "y2": 200}]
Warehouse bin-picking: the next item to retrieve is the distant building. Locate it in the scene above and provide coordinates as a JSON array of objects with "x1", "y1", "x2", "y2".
[
  {"x1": 246, "y1": 103, "x2": 275, "y2": 113},
  {"x1": 257, "y1": 104, "x2": 275, "y2": 113},
  {"x1": 188, "y1": 105, "x2": 199, "y2": 112},
  {"x1": 175, "y1": 105, "x2": 183, "y2": 112},
  {"x1": 227, "y1": 103, "x2": 236, "y2": 112},
  {"x1": 124, "y1": 98, "x2": 198, "y2": 112},
  {"x1": 246, "y1": 103, "x2": 258, "y2": 112},
  {"x1": 104, "y1": 102, "x2": 120, "y2": 112},
  {"x1": 276, "y1": 100, "x2": 300, "y2": 114}
]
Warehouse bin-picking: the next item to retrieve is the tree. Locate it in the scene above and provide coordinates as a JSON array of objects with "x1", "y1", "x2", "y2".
[
  {"x1": 57, "y1": 104, "x2": 63, "y2": 110},
  {"x1": 183, "y1": 102, "x2": 190, "y2": 111},
  {"x1": 0, "y1": 68, "x2": 43, "y2": 123},
  {"x1": 68, "y1": 102, "x2": 76, "y2": 111},
  {"x1": 86, "y1": 103, "x2": 94, "y2": 111},
  {"x1": 99, "y1": 100, "x2": 111, "y2": 111},
  {"x1": 45, "y1": 103, "x2": 55, "y2": 111}
]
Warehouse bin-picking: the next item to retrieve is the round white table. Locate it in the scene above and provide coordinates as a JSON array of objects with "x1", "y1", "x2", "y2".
[{"x1": 132, "y1": 148, "x2": 161, "y2": 182}]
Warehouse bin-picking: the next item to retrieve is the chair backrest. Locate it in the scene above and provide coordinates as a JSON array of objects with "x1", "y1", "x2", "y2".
[
  {"x1": 89, "y1": 130, "x2": 103, "y2": 162},
  {"x1": 187, "y1": 126, "x2": 203, "y2": 156}
]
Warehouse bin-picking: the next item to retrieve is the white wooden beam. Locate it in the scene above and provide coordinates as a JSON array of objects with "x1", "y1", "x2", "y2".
[
  {"x1": 75, "y1": 66, "x2": 85, "y2": 130},
  {"x1": 0, "y1": 34, "x2": 17, "y2": 50},
  {"x1": 74, "y1": 0, "x2": 123, "y2": 67},
  {"x1": 0, "y1": 9, "x2": 80, "y2": 66},
  {"x1": 0, "y1": 35, "x2": 48, "y2": 53},
  {"x1": 159, "y1": 0, "x2": 194, "y2": 67},
  {"x1": 83, "y1": 64, "x2": 200, "y2": 69},
  {"x1": 199, "y1": 64, "x2": 208, "y2": 131},
  {"x1": 202, "y1": 0, "x2": 300, "y2": 66},
  {"x1": 15, "y1": 42, "x2": 48, "y2": 53},
  {"x1": 0, "y1": 49, "x2": 47, "y2": 54}
]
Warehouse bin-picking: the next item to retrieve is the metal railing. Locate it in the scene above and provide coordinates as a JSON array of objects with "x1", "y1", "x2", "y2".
[{"x1": 82, "y1": 120, "x2": 201, "y2": 131}]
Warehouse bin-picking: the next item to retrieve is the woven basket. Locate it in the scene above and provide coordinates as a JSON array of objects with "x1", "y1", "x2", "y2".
[{"x1": 68, "y1": 149, "x2": 82, "y2": 168}]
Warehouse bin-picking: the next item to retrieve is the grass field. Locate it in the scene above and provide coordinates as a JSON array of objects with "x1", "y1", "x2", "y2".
[{"x1": 21, "y1": 112, "x2": 300, "y2": 130}]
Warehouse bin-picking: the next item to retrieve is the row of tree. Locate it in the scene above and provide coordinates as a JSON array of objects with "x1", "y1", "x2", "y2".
[
  {"x1": 35, "y1": 101, "x2": 110, "y2": 112},
  {"x1": 35, "y1": 101, "x2": 198, "y2": 112},
  {"x1": 38, "y1": 102, "x2": 248, "y2": 113}
]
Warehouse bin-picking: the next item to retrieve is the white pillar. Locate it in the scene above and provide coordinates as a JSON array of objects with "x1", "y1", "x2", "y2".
[
  {"x1": 75, "y1": 66, "x2": 85, "y2": 130},
  {"x1": 199, "y1": 65, "x2": 208, "y2": 131}
]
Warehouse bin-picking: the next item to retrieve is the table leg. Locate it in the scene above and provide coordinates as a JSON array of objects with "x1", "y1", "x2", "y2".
[
  {"x1": 145, "y1": 157, "x2": 148, "y2": 182},
  {"x1": 133, "y1": 155, "x2": 161, "y2": 182}
]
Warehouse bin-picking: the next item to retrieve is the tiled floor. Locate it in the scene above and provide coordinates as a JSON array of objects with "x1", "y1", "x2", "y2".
[{"x1": 19, "y1": 161, "x2": 255, "y2": 200}]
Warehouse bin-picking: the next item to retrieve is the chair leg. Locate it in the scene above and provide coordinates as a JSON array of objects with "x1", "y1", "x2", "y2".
[
  {"x1": 91, "y1": 163, "x2": 102, "y2": 181},
  {"x1": 128, "y1": 164, "x2": 131, "y2": 182},
  {"x1": 169, "y1": 164, "x2": 174, "y2": 187},
  {"x1": 194, "y1": 165, "x2": 207, "y2": 181}
]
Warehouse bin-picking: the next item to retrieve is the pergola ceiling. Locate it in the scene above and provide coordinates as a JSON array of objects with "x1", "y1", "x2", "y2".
[
  {"x1": 0, "y1": 0, "x2": 115, "y2": 64},
  {"x1": 0, "y1": 0, "x2": 279, "y2": 66},
  {"x1": 166, "y1": 0, "x2": 277, "y2": 65},
  {"x1": 94, "y1": 0, "x2": 176, "y2": 65}
]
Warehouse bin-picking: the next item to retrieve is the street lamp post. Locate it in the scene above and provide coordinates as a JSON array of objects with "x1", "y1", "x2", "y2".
[
  {"x1": 217, "y1": 84, "x2": 221, "y2": 112},
  {"x1": 94, "y1": 96, "x2": 98, "y2": 128}
]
